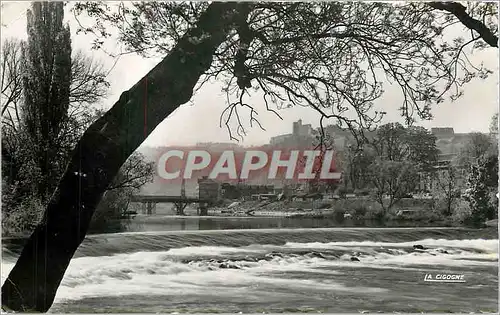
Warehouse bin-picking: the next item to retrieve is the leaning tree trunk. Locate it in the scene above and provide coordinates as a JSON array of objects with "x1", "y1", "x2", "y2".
[{"x1": 1, "y1": 2, "x2": 249, "y2": 312}]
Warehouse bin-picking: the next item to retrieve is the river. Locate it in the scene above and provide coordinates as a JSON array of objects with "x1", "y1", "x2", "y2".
[{"x1": 1, "y1": 216, "x2": 498, "y2": 313}]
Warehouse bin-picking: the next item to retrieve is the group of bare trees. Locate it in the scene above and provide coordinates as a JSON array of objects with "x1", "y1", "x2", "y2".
[
  {"x1": 323, "y1": 123, "x2": 438, "y2": 211},
  {"x1": 1, "y1": 3, "x2": 109, "y2": 205},
  {"x1": 328, "y1": 117, "x2": 498, "y2": 219},
  {"x1": 1, "y1": 1, "x2": 498, "y2": 312},
  {"x1": 1, "y1": 2, "x2": 155, "y2": 239}
]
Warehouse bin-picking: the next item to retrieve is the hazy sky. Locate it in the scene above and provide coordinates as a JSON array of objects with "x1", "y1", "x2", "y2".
[{"x1": 2, "y1": 2, "x2": 499, "y2": 149}]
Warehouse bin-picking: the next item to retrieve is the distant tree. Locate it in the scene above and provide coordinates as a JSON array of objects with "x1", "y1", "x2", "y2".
[
  {"x1": 369, "y1": 159, "x2": 419, "y2": 212},
  {"x1": 462, "y1": 129, "x2": 498, "y2": 225},
  {"x1": 363, "y1": 123, "x2": 438, "y2": 211},
  {"x1": 489, "y1": 112, "x2": 498, "y2": 137},
  {"x1": 432, "y1": 164, "x2": 461, "y2": 216},
  {"x1": 483, "y1": 153, "x2": 499, "y2": 220},
  {"x1": 347, "y1": 145, "x2": 377, "y2": 190},
  {"x1": 405, "y1": 126, "x2": 440, "y2": 171},
  {"x1": 307, "y1": 127, "x2": 338, "y2": 193},
  {"x1": 370, "y1": 123, "x2": 439, "y2": 169},
  {"x1": 457, "y1": 132, "x2": 495, "y2": 169},
  {"x1": 464, "y1": 161, "x2": 492, "y2": 227}
]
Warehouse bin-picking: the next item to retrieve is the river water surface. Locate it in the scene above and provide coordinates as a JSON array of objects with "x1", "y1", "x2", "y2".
[{"x1": 1, "y1": 216, "x2": 498, "y2": 313}]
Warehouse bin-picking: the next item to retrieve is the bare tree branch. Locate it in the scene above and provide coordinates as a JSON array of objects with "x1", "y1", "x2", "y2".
[
  {"x1": 428, "y1": 2, "x2": 498, "y2": 48},
  {"x1": 1, "y1": 39, "x2": 23, "y2": 117}
]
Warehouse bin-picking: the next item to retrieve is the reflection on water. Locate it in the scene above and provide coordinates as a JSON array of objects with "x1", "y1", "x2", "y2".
[{"x1": 126, "y1": 215, "x2": 450, "y2": 233}]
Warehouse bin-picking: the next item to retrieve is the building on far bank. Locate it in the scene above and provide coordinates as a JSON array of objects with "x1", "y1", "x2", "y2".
[
  {"x1": 416, "y1": 154, "x2": 457, "y2": 192},
  {"x1": 270, "y1": 119, "x2": 314, "y2": 147},
  {"x1": 269, "y1": 119, "x2": 364, "y2": 151},
  {"x1": 416, "y1": 127, "x2": 474, "y2": 193},
  {"x1": 293, "y1": 119, "x2": 313, "y2": 137},
  {"x1": 431, "y1": 127, "x2": 471, "y2": 156},
  {"x1": 197, "y1": 176, "x2": 221, "y2": 215},
  {"x1": 269, "y1": 134, "x2": 291, "y2": 146}
]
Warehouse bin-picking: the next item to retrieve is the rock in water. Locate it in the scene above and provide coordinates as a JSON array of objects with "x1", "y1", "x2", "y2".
[
  {"x1": 309, "y1": 251, "x2": 326, "y2": 259},
  {"x1": 219, "y1": 263, "x2": 228, "y2": 269},
  {"x1": 350, "y1": 257, "x2": 360, "y2": 262},
  {"x1": 413, "y1": 244, "x2": 426, "y2": 250},
  {"x1": 219, "y1": 262, "x2": 240, "y2": 269}
]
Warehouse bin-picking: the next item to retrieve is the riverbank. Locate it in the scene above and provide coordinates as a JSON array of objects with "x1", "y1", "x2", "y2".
[
  {"x1": 206, "y1": 197, "x2": 460, "y2": 225},
  {"x1": 2, "y1": 197, "x2": 496, "y2": 239}
]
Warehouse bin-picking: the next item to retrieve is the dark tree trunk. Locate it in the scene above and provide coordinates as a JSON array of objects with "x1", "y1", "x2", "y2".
[{"x1": 1, "y1": 2, "x2": 248, "y2": 312}]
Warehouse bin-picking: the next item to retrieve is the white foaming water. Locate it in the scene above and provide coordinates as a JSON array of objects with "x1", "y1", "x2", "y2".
[
  {"x1": 165, "y1": 245, "x2": 266, "y2": 256},
  {"x1": 1, "y1": 251, "x2": 379, "y2": 303},
  {"x1": 284, "y1": 238, "x2": 499, "y2": 253},
  {"x1": 1, "y1": 238, "x2": 497, "y2": 304}
]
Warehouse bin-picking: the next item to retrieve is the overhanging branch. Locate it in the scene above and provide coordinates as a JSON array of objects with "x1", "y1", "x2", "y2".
[{"x1": 428, "y1": 2, "x2": 498, "y2": 48}]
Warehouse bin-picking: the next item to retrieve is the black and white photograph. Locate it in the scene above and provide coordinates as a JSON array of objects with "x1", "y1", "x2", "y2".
[{"x1": 1, "y1": 1, "x2": 498, "y2": 313}]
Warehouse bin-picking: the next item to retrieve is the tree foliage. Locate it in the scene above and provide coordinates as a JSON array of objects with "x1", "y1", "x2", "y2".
[
  {"x1": 17, "y1": 2, "x2": 72, "y2": 200},
  {"x1": 370, "y1": 123, "x2": 439, "y2": 169},
  {"x1": 457, "y1": 132, "x2": 497, "y2": 170},
  {"x1": 489, "y1": 112, "x2": 498, "y2": 136},
  {"x1": 464, "y1": 160, "x2": 494, "y2": 227},
  {"x1": 335, "y1": 123, "x2": 438, "y2": 210},
  {"x1": 428, "y1": 2, "x2": 498, "y2": 48},
  {"x1": 72, "y1": 1, "x2": 497, "y2": 142},
  {"x1": 1, "y1": 3, "x2": 110, "y2": 203},
  {"x1": 343, "y1": 144, "x2": 375, "y2": 190},
  {"x1": 306, "y1": 127, "x2": 337, "y2": 193},
  {"x1": 460, "y1": 123, "x2": 498, "y2": 225},
  {"x1": 369, "y1": 159, "x2": 419, "y2": 211},
  {"x1": 1, "y1": 3, "x2": 148, "y2": 234},
  {"x1": 433, "y1": 165, "x2": 461, "y2": 216}
]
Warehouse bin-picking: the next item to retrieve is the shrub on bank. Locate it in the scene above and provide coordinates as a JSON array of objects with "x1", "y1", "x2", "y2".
[
  {"x1": 2, "y1": 190, "x2": 135, "y2": 237},
  {"x1": 326, "y1": 197, "x2": 451, "y2": 223},
  {"x1": 396, "y1": 198, "x2": 434, "y2": 209},
  {"x1": 354, "y1": 188, "x2": 371, "y2": 196},
  {"x1": 2, "y1": 194, "x2": 44, "y2": 237},
  {"x1": 353, "y1": 206, "x2": 368, "y2": 218},
  {"x1": 318, "y1": 202, "x2": 332, "y2": 209},
  {"x1": 89, "y1": 190, "x2": 131, "y2": 234},
  {"x1": 330, "y1": 199, "x2": 382, "y2": 217},
  {"x1": 451, "y1": 200, "x2": 478, "y2": 226},
  {"x1": 335, "y1": 187, "x2": 354, "y2": 198}
]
